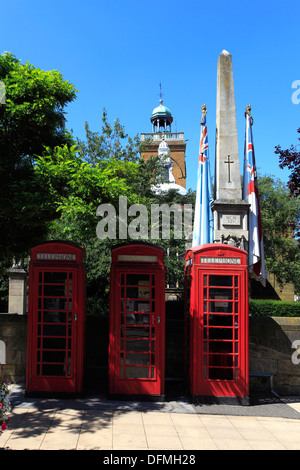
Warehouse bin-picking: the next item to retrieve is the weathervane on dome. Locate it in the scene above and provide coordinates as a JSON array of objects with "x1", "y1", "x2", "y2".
[{"x1": 158, "y1": 82, "x2": 164, "y2": 103}]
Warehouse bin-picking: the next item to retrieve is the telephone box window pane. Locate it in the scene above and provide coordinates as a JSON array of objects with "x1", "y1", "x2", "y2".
[
  {"x1": 136, "y1": 301, "x2": 150, "y2": 312},
  {"x1": 209, "y1": 341, "x2": 232, "y2": 353},
  {"x1": 209, "y1": 288, "x2": 233, "y2": 300},
  {"x1": 209, "y1": 275, "x2": 233, "y2": 287},
  {"x1": 209, "y1": 328, "x2": 233, "y2": 340},
  {"x1": 209, "y1": 301, "x2": 233, "y2": 313},
  {"x1": 209, "y1": 368, "x2": 233, "y2": 380},
  {"x1": 42, "y1": 364, "x2": 65, "y2": 376},
  {"x1": 44, "y1": 272, "x2": 68, "y2": 284},
  {"x1": 126, "y1": 353, "x2": 150, "y2": 365},
  {"x1": 127, "y1": 287, "x2": 139, "y2": 298},
  {"x1": 43, "y1": 298, "x2": 70, "y2": 310},
  {"x1": 210, "y1": 354, "x2": 233, "y2": 367},
  {"x1": 124, "y1": 326, "x2": 149, "y2": 339},
  {"x1": 125, "y1": 339, "x2": 149, "y2": 352},
  {"x1": 43, "y1": 285, "x2": 68, "y2": 297},
  {"x1": 42, "y1": 351, "x2": 66, "y2": 363},
  {"x1": 43, "y1": 324, "x2": 66, "y2": 336},
  {"x1": 43, "y1": 311, "x2": 66, "y2": 323},
  {"x1": 127, "y1": 274, "x2": 150, "y2": 285},
  {"x1": 210, "y1": 315, "x2": 232, "y2": 327}
]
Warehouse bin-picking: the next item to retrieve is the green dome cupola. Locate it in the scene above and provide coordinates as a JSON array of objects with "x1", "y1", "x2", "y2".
[{"x1": 151, "y1": 99, "x2": 173, "y2": 132}]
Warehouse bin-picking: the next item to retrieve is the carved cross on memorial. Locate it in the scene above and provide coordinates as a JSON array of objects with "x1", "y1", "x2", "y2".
[{"x1": 224, "y1": 155, "x2": 234, "y2": 183}]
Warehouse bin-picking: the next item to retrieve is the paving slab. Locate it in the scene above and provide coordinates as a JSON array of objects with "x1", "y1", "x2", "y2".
[{"x1": 1, "y1": 383, "x2": 300, "y2": 452}]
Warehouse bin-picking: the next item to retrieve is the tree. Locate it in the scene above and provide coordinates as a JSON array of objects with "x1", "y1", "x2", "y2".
[
  {"x1": 258, "y1": 175, "x2": 300, "y2": 293},
  {"x1": 38, "y1": 113, "x2": 195, "y2": 316},
  {"x1": 0, "y1": 52, "x2": 77, "y2": 261},
  {"x1": 275, "y1": 127, "x2": 300, "y2": 201}
]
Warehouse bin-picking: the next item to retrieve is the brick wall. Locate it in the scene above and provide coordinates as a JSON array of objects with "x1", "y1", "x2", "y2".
[{"x1": 141, "y1": 140, "x2": 187, "y2": 189}]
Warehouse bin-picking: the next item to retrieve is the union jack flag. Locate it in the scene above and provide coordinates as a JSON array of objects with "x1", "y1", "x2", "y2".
[
  {"x1": 243, "y1": 110, "x2": 266, "y2": 285},
  {"x1": 192, "y1": 112, "x2": 214, "y2": 246}
]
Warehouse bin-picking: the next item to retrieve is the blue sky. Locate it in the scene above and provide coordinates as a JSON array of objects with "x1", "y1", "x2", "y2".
[{"x1": 2, "y1": 0, "x2": 300, "y2": 191}]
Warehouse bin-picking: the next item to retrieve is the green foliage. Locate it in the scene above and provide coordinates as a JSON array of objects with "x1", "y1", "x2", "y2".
[
  {"x1": 0, "y1": 52, "x2": 77, "y2": 260},
  {"x1": 39, "y1": 111, "x2": 196, "y2": 316},
  {"x1": 35, "y1": 143, "x2": 150, "y2": 242},
  {"x1": 258, "y1": 175, "x2": 300, "y2": 293},
  {"x1": 249, "y1": 299, "x2": 300, "y2": 317}
]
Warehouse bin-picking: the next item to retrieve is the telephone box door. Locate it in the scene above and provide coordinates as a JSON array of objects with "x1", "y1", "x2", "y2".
[
  {"x1": 185, "y1": 244, "x2": 249, "y2": 403},
  {"x1": 197, "y1": 269, "x2": 248, "y2": 398},
  {"x1": 26, "y1": 242, "x2": 85, "y2": 395},
  {"x1": 109, "y1": 244, "x2": 165, "y2": 398}
]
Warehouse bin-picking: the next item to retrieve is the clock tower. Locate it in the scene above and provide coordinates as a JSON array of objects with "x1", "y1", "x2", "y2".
[{"x1": 140, "y1": 98, "x2": 187, "y2": 190}]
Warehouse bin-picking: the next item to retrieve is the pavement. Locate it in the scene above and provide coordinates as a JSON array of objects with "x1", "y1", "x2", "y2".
[{"x1": 1, "y1": 382, "x2": 300, "y2": 452}]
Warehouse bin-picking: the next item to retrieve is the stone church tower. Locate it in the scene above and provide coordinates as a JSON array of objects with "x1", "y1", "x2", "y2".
[{"x1": 140, "y1": 99, "x2": 187, "y2": 190}]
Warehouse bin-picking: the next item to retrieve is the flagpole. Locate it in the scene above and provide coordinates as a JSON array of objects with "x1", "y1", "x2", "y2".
[
  {"x1": 243, "y1": 105, "x2": 266, "y2": 286},
  {"x1": 192, "y1": 105, "x2": 214, "y2": 247}
]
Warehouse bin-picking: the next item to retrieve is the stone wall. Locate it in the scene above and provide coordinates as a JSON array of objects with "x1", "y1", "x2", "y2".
[
  {"x1": 249, "y1": 316, "x2": 300, "y2": 395},
  {"x1": 0, "y1": 314, "x2": 27, "y2": 383},
  {"x1": 1, "y1": 312, "x2": 300, "y2": 396}
]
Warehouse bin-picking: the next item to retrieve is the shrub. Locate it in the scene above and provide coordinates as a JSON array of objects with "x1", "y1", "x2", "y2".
[
  {"x1": 0, "y1": 378, "x2": 11, "y2": 433},
  {"x1": 249, "y1": 299, "x2": 300, "y2": 317}
]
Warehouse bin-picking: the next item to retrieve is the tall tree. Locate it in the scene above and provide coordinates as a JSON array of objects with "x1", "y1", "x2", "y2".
[{"x1": 0, "y1": 52, "x2": 77, "y2": 260}]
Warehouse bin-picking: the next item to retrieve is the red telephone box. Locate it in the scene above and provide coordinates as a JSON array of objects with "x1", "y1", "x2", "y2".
[
  {"x1": 184, "y1": 244, "x2": 249, "y2": 404},
  {"x1": 26, "y1": 241, "x2": 86, "y2": 396},
  {"x1": 109, "y1": 243, "x2": 165, "y2": 399}
]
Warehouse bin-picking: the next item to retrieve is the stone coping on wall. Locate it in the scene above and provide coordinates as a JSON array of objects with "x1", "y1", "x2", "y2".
[{"x1": 0, "y1": 313, "x2": 28, "y2": 321}]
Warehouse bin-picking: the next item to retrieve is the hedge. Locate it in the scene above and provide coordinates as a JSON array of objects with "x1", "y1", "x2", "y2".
[{"x1": 249, "y1": 299, "x2": 300, "y2": 317}]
